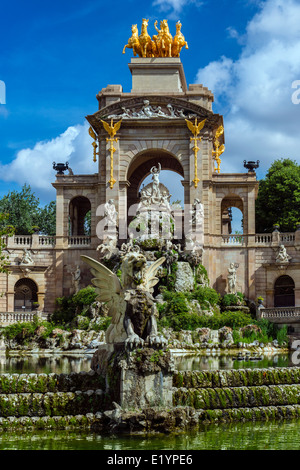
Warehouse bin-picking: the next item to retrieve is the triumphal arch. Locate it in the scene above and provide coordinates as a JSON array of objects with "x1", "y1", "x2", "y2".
[{"x1": 1, "y1": 19, "x2": 300, "y2": 326}]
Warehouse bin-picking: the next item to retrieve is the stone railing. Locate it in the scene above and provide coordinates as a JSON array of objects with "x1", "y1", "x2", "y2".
[
  {"x1": 280, "y1": 233, "x2": 296, "y2": 245},
  {"x1": 4, "y1": 235, "x2": 55, "y2": 249},
  {"x1": 68, "y1": 236, "x2": 91, "y2": 247},
  {"x1": 38, "y1": 235, "x2": 55, "y2": 246},
  {"x1": 0, "y1": 312, "x2": 37, "y2": 326},
  {"x1": 221, "y1": 235, "x2": 245, "y2": 246},
  {"x1": 255, "y1": 233, "x2": 272, "y2": 245},
  {"x1": 260, "y1": 307, "x2": 300, "y2": 321},
  {"x1": 13, "y1": 235, "x2": 33, "y2": 247}
]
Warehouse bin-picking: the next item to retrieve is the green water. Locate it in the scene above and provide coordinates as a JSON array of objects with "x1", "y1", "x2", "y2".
[
  {"x1": 0, "y1": 419, "x2": 300, "y2": 450},
  {"x1": 0, "y1": 352, "x2": 297, "y2": 451},
  {"x1": 0, "y1": 352, "x2": 291, "y2": 374}
]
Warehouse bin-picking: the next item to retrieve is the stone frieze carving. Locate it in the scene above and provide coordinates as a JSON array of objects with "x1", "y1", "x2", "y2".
[{"x1": 107, "y1": 100, "x2": 197, "y2": 120}]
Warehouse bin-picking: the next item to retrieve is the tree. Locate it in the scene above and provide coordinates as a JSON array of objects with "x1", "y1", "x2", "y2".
[
  {"x1": 38, "y1": 201, "x2": 56, "y2": 236},
  {"x1": 0, "y1": 184, "x2": 56, "y2": 235},
  {"x1": 255, "y1": 158, "x2": 300, "y2": 233},
  {"x1": 0, "y1": 214, "x2": 15, "y2": 274}
]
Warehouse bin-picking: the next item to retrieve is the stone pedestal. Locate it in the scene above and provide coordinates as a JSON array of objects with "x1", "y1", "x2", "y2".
[
  {"x1": 129, "y1": 57, "x2": 187, "y2": 93},
  {"x1": 91, "y1": 344, "x2": 175, "y2": 410}
]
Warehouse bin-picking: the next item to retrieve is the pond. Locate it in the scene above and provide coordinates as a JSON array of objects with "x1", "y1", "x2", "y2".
[
  {"x1": 0, "y1": 351, "x2": 292, "y2": 374},
  {"x1": 0, "y1": 354, "x2": 92, "y2": 374},
  {"x1": 0, "y1": 351, "x2": 297, "y2": 452},
  {"x1": 0, "y1": 419, "x2": 300, "y2": 450},
  {"x1": 174, "y1": 352, "x2": 292, "y2": 371}
]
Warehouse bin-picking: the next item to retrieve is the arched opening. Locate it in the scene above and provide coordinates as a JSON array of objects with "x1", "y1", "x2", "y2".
[
  {"x1": 126, "y1": 152, "x2": 185, "y2": 226},
  {"x1": 221, "y1": 196, "x2": 244, "y2": 234},
  {"x1": 69, "y1": 196, "x2": 91, "y2": 236},
  {"x1": 14, "y1": 278, "x2": 38, "y2": 312},
  {"x1": 274, "y1": 275, "x2": 295, "y2": 307}
]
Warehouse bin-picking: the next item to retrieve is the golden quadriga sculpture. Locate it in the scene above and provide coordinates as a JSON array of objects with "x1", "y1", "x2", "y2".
[{"x1": 123, "y1": 19, "x2": 188, "y2": 58}]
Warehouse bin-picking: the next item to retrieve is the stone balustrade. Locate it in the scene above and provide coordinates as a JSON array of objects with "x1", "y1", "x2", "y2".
[
  {"x1": 255, "y1": 233, "x2": 272, "y2": 245},
  {"x1": 0, "y1": 312, "x2": 37, "y2": 326},
  {"x1": 260, "y1": 306, "x2": 300, "y2": 320},
  {"x1": 38, "y1": 235, "x2": 55, "y2": 246},
  {"x1": 13, "y1": 235, "x2": 33, "y2": 247},
  {"x1": 68, "y1": 236, "x2": 91, "y2": 247},
  {"x1": 222, "y1": 234, "x2": 245, "y2": 246},
  {"x1": 280, "y1": 233, "x2": 296, "y2": 244},
  {"x1": 1, "y1": 228, "x2": 299, "y2": 250}
]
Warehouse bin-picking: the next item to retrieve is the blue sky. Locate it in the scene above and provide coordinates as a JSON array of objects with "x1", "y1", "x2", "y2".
[{"x1": 0, "y1": 0, "x2": 300, "y2": 205}]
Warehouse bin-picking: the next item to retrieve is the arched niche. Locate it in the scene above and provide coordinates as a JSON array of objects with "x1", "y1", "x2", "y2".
[
  {"x1": 14, "y1": 278, "x2": 38, "y2": 312},
  {"x1": 274, "y1": 275, "x2": 295, "y2": 308},
  {"x1": 69, "y1": 196, "x2": 91, "y2": 236}
]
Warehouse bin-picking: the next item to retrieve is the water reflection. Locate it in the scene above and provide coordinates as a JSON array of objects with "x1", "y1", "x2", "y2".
[
  {"x1": 0, "y1": 354, "x2": 92, "y2": 374},
  {"x1": 0, "y1": 352, "x2": 292, "y2": 374},
  {"x1": 174, "y1": 353, "x2": 291, "y2": 371},
  {"x1": 0, "y1": 419, "x2": 300, "y2": 450}
]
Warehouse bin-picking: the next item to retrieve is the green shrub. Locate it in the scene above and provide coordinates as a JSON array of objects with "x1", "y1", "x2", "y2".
[
  {"x1": 256, "y1": 318, "x2": 278, "y2": 338},
  {"x1": 52, "y1": 286, "x2": 97, "y2": 326},
  {"x1": 194, "y1": 264, "x2": 210, "y2": 286},
  {"x1": 187, "y1": 286, "x2": 220, "y2": 309},
  {"x1": 276, "y1": 325, "x2": 288, "y2": 346},
  {"x1": 72, "y1": 286, "x2": 97, "y2": 308},
  {"x1": 90, "y1": 317, "x2": 112, "y2": 332},
  {"x1": 1, "y1": 321, "x2": 37, "y2": 342},
  {"x1": 221, "y1": 292, "x2": 244, "y2": 308},
  {"x1": 0, "y1": 320, "x2": 65, "y2": 344}
]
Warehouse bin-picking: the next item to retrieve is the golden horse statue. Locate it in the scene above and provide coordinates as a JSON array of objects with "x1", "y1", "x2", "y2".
[
  {"x1": 152, "y1": 20, "x2": 164, "y2": 57},
  {"x1": 123, "y1": 24, "x2": 141, "y2": 57},
  {"x1": 153, "y1": 20, "x2": 173, "y2": 57},
  {"x1": 139, "y1": 18, "x2": 153, "y2": 58},
  {"x1": 123, "y1": 19, "x2": 188, "y2": 58},
  {"x1": 172, "y1": 21, "x2": 188, "y2": 57}
]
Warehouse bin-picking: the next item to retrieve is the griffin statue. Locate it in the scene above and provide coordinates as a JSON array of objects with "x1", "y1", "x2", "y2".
[{"x1": 81, "y1": 250, "x2": 167, "y2": 350}]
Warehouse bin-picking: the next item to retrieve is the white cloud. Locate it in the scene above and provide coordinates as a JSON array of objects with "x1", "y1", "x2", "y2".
[
  {"x1": 0, "y1": 122, "x2": 95, "y2": 201},
  {"x1": 152, "y1": 0, "x2": 203, "y2": 16},
  {"x1": 196, "y1": 0, "x2": 300, "y2": 174}
]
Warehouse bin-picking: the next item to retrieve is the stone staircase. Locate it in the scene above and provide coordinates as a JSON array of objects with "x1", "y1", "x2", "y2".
[
  {"x1": 0, "y1": 370, "x2": 108, "y2": 429},
  {"x1": 173, "y1": 367, "x2": 300, "y2": 423}
]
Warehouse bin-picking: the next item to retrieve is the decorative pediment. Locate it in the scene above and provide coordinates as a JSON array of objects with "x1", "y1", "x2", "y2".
[{"x1": 86, "y1": 96, "x2": 222, "y2": 132}]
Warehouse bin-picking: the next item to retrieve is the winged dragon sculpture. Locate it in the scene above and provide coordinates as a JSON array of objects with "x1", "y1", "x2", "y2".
[{"x1": 81, "y1": 251, "x2": 167, "y2": 350}]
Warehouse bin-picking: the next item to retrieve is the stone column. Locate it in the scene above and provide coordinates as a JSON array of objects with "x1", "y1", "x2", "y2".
[{"x1": 55, "y1": 187, "x2": 68, "y2": 249}]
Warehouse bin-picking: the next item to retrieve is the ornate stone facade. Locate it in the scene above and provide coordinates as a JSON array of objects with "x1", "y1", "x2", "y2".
[{"x1": 0, "y1": 57, "x2": 299, "y2": 320}]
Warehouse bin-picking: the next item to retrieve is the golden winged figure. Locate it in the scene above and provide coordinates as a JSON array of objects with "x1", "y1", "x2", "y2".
[
  {"x1": 185, "y1": 118, "x2": 206, "y2": 137},
  {"x1": 88, "y1": 126, "x2": 96, "y2": 140},
  {"x1": 215, "y1": 125, "x2": 224, "y2": 139},
  {"x1": 101, "y1": 118, "x2": 122, "y2": 138}
]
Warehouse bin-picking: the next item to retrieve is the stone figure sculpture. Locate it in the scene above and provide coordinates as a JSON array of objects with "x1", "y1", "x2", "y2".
[
  {"x1": 276, "y1": 245, "x2": 291, "y2": 264},
  {"x1": 150, "y1": 163, "x2": 161, "y2": 199},
  {"x1": 130, "y1": 163, "x2": 174, "y2": 244},
  {"x1": 81, "y1": 252, "x2": 167, "y2": 350},
  {"x1": 107, "y1": 100, "x2": 197, "y2": 120},
  {"x1": 228, "y1": 262, "x2": 238, "y2": 294},
  {"x1": 71, "y1": 265, "x2": 81, "y2": 293},
  {"x1": 104, "y1": 199, "x2": 118, "y2": 226},
  {"x1": 20, "y1": 249, "x2": 34, "y2": 265}
]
